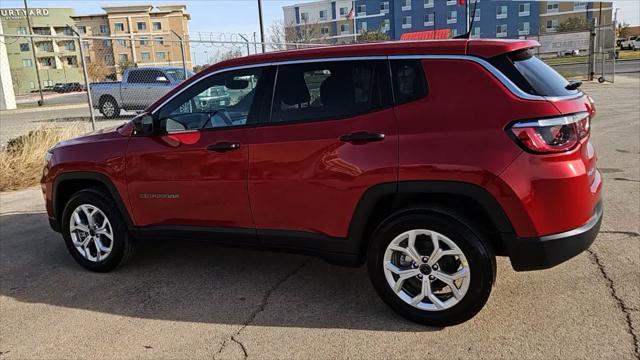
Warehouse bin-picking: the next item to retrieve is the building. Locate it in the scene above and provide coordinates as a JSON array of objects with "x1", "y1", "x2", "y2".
[
  {"x1": 71, "y1": 4, "x2": 192, "y2": 80},
  {"x1": 0, "y1": 7, "x2": 84, "y2": 95},
  {"x1": 283, "y1": 1, "x2": 612, "y2": 43},
  {"x1": 283, "y1": 0, "x2": 362, "y2": 44},
  {"x1": 538, "y1": 1, "x2": 612, "y2": 34}
]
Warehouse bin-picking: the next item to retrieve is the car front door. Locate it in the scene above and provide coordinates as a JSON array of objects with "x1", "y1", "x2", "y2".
[
  {"x1": 248, "y1": 59, "x2": 398, "y2": 245},
  {"x1": 126, "y1": 66, "x2": 275, "y2": 243}
]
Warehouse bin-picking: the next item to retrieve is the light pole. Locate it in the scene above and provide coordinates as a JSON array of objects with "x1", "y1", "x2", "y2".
[
  {"x1": 257, "y1": 0, "x2": 265, "y2": 53},
  {"x1": 23, "y1": 0, "x2": 44, "y2": 105}
]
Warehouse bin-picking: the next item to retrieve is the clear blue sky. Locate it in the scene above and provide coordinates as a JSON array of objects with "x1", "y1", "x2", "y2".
[{"x1": 3, "y1": 0, "x2": 639, "y2": 35}]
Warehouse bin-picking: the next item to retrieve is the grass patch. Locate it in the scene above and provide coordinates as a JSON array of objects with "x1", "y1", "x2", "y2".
[
  {"x1": 0, "y1": 127, "x2": 87, "y2": 192},
  {"x1": 619, "y1": 50, "x2": 640, "y2": 60}
]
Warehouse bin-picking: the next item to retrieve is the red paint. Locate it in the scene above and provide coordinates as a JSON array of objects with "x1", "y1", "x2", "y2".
[{"x1": 42, "y1": 39, "x2": 599, "y2": 247}]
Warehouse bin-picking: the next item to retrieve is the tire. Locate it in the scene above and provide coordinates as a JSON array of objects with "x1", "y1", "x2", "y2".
[
  {"x1": 61, "y1": 189, "x2": 135, "y2": 272},
  {"x1": 100, "y1": 97, "x2": 121, "y2": 119},
  {"x1": 367, "y1": 208, "x2": 495, "y2": 327}
]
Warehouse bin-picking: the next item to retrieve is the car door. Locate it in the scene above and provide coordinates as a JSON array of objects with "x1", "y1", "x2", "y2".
[
  {"x1": 125, "y1": 66, "x2": 275, "y2": 243},
  {"x1": 248, "y1": 59, "x2": 398, "y2": 243}
]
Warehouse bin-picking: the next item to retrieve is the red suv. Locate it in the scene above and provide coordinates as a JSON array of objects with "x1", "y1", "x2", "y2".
[{"x1": 41, "y1": 39, "x2": 602, "y2": 326}]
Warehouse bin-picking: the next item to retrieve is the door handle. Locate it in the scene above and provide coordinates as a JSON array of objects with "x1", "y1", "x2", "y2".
[
  {"x1": 207, "y1": 142, "x2": 241, "y2": 152},
  {"x1": 339, "y1": 131, "x2": 385, "y2": 143}
]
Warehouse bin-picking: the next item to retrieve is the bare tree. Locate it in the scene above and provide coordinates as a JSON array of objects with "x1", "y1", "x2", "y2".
[
  {"x1": 10, "y1": 69, "x2": 24, "y2": 95},
  {"x1": 268, "y1": 19, "x2": 327, "y2": 50}
]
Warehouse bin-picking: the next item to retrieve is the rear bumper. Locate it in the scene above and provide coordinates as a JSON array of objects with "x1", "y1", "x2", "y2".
[{"x1": 507, "y1": 201, "x2": 603, "y2": 271}]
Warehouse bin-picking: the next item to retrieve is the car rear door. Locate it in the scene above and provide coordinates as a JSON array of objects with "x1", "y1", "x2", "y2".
[
  {"x1": 125, "y1": 66, "x2": 276, "y2": 243},
  {"x1": 248, "y1": 59, "x2": 398, "y2": 245}
]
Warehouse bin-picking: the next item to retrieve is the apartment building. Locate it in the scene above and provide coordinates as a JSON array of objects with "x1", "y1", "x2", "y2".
[
  {"x1": 0, "y1": 7, "x2": 84, "y2": 95},
  {"x1": 71, "y1": 4, "x2": 192, "y2": 78},
  {"x1": 538, "y1": 1, "x2": 612, "y2": 34},
  {"x1": 284, "y1": 1, "x2": 612, "y2": 43},
  {"x1": 283, "y1": 0, "x2": 361, "y2": 44}
]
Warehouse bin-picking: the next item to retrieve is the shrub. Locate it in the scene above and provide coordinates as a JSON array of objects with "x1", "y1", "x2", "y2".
[{"x1": 0, "y1": 127, "x2": 86, "y2": 191}]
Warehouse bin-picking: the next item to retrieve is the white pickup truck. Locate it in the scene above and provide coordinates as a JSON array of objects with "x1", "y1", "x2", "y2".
[
  {"x1": 619, "y1": 36, "x2": 638, "y2": 50},
  {"x1": 90, "y1": 67, "x2": 193, "y2": 118}
]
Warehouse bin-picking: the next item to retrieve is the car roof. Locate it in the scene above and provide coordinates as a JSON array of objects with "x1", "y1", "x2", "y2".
[
  {"x1": 147, "y1": 39, "x2": 539, "y2": 112},
  {"x1": 207, "y1": 39, "x2": 539, "y2": 72}
]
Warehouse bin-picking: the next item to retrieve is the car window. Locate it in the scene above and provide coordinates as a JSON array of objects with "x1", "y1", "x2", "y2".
[
  {"x1": 390, "y1": 60, "x2": 428, "y2": 105},
  {"x1": 157, "y1": 67, "x2": 271, "y2": 132},
  {"x1": 270, "y1": 60, "x2": 391, "y2": 124},
  {"x1": 128, "y1": 69, "x2": 167, "y2": 84},
  {"x1": 489, "y1": 49, "x2": 579, "y2": 97},
  {"x1": 165, "y1": 68, "x2": 193, "y2": 82}
]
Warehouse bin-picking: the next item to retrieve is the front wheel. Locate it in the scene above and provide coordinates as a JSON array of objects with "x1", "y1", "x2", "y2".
[
  {"x1": 61, "y1": 189, "x2": 134, "y2": 272},
  {"x1": 367, "y1": 209, "x2": 495, "y2": 327}
]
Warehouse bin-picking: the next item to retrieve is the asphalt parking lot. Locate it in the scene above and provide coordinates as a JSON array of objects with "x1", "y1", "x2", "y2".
[{"x1": 0, "y1": 75, "x2": 638, "y2": 359}]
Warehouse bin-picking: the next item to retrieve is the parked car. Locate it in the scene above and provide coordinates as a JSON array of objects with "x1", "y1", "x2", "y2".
[
  {"x1": 633, "y1": 38, "x2": 640, "y2": 51},
  {"x1": 51, "y1": 83, "x2": 65, "y2": 92},
  {"x1": 89, "y1": 67, "x2": 194, "y2": 118},
  {"x1": 556, "y1": 49, "x2": 580, "y2": 57},
  {"x1": 619, "y1": 36, "x2": 638, "y2": 50},
  {"x1": 42, "y1": 39, "x2": 601, "y2": 326},
  {"x1": 56, "y1": 82, "x2": 83, "y2": 93}
]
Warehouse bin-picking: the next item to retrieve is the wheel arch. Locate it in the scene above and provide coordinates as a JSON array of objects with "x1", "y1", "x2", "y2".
[
  {"x1": 347, "y1": 181, "x2": 517, "y2": 264},
  {"x1": 53, "y1": 172, "x2": 134, "y2": 230}
]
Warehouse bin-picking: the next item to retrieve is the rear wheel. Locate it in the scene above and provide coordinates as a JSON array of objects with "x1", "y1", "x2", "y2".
[
  {"x1": 367, "y1": 209, "x2": 495, "y2": 327},
  {"x1": 61, "y1": 189, "x2": 134, "y2": 272},
  {"x1": 100, "y1": 97, "x2": 121, "y2": 118}
]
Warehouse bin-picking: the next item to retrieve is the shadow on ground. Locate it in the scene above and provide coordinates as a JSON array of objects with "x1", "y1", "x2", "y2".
[{"x1": 0, "y1": 212, "x2": 440, "y2": 332}]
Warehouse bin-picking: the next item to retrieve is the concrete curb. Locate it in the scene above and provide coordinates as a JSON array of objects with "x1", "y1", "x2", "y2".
[{"x1": 0, "y1": 103, "x2": 88, "y2": 115}]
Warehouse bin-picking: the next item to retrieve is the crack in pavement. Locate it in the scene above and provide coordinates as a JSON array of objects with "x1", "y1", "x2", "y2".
[
  {"x1": 587, "y1": 249, "x2": 639, "y2": 358},
  {"x1": 214, "y1": 258, "x2": 313, "y2": 359},
  {"x1": 600, "y1": 231, "x2": 640, "y2": 237}
]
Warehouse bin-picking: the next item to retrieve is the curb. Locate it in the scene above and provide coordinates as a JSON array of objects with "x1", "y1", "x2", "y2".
[{"x1": 0, "y1": 103, "x2": 88, "y2": 115}]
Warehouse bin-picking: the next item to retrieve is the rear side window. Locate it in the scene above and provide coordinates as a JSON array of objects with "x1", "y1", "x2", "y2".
[
  {"x1": 390, "y1": 60, "x2": 427, "y2": 104},
  {"x1": 128, "y1": 69, "x2": 166, "y2": 84},
  {"x1": 270, "y1": 60, "x2": 392, "y2": 124},
  {"x1": 489, "y1": 49, "x2": 579, "y2": 97}
]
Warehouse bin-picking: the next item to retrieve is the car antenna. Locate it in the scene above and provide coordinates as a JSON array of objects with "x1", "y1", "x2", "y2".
[{"x1": 453, "y1": 0, "x2": 478, "y2": 39}]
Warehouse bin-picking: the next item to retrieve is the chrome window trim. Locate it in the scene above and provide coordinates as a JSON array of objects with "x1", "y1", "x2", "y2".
[
  {"x1": 151, "y1": 54, "x2": 582, "y2": 115},
  {"x1": 388, "y1": 54, "x2": 583, "y2": 101},
  {"x1": 151, "y1": 56, "x2": 387, "y2": 114}
]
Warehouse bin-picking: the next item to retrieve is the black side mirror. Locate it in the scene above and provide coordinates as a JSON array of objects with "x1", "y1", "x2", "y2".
[{"x1": 133, "y1": 114, "x2": 155, "y2": 136}]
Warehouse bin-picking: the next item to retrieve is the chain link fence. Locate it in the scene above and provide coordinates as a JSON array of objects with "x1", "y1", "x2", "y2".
[
  {"x1": 0, "y1": 27, "x2": 628, "y2": 146},
  {"x1": 0, "y1": 32, "x2": 326, "y2": 145},
  {"x1": 525, "y1": 23, "x2": 617, "y2": 82}
]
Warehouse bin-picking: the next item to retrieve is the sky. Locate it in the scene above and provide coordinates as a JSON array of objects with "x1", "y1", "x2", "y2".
[
  {"x1": 3, "y1": 0, "x2": 639, "y2": 35},
  {"x1": 2, "y1": 0, "x2": 639, "y2": 64}
]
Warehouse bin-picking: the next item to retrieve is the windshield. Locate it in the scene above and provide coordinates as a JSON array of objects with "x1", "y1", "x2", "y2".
[
  {"x1": 489, "y1": 49, "x2": 579, "y2": 97},
  {"x1": 164, "y1": 69, "x2": 194, "y2": 82}
]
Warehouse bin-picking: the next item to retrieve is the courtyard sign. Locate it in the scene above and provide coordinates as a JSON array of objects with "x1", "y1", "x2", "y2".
[{"x1": 0, "y1": 8, "x2": 50, "y2": 20}]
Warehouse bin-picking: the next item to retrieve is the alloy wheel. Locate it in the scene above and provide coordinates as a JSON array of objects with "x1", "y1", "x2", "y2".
[
  {"x1": 102, "y1": 101, "x2": 115, "y2": 117},
  {"x1": 383, "y1": 229, "x2": 470, "y2": 311},
  {"x1": 69, "y1": 204, "x2": 114, "y2": 262}
]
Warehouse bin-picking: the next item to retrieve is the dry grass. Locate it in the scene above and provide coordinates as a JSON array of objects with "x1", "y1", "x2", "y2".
[{"x1": 0, "y1": 126, "x2": 87, "y2": 192}]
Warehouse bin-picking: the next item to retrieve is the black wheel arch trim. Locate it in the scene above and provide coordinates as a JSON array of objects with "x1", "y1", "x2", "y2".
[
  {"x1": 52, "y1": 171, "x2": 134, "y2": 230},
  {"x1": 346, "y1": 180, "x2": 517, "y2": 257}
]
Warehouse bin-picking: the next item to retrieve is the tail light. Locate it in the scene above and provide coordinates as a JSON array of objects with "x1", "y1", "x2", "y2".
[{"x1": 509, "y1": 112, "x2": 590, "y2": 153}]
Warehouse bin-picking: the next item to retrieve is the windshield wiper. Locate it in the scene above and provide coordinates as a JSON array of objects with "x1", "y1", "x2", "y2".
[{"x1": 565, "y1": 81, "x2": 582, "y2": 90}]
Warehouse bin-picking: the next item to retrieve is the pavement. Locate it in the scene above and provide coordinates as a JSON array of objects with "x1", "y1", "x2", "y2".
[
  {"x1": 551, "y1": 58, "x2": 640, "y2": 77},
  {"x1": 0, "y1": 75, "x2": 639, "y2": 359}
]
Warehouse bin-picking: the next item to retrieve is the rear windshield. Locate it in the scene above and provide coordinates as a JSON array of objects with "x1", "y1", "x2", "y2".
[{"x1": 489, "y1": 49, "x2": 579, "y2": 97}]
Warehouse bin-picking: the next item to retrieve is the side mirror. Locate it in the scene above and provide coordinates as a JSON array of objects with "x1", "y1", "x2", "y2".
[
  {"x1": 133, "y1": 114, "x2": 154, "y2": 136},
  {"x1": 156, "y1": 76, "x2": 169, "y2": 83}
]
